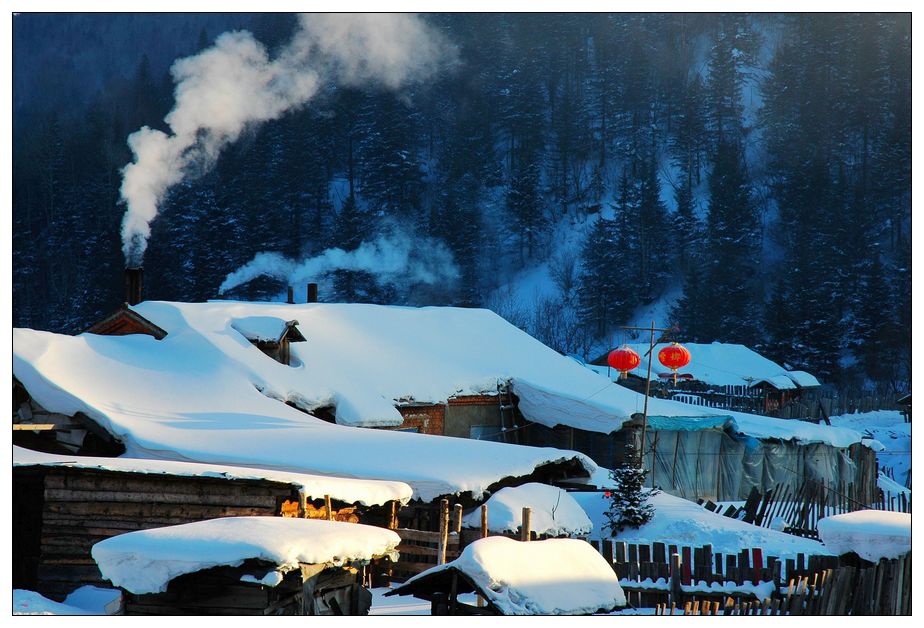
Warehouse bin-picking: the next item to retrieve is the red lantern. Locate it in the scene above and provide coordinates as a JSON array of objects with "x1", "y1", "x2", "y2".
[
  {"x1": 658, "y1": 342, "x2": 691, "y2": 384},
  {"x1": 607, "y1": 346, "x2": 641, "y2": 380}
]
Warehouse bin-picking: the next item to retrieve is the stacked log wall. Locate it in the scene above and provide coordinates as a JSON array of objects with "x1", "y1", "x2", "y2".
[{"x1": 18, "y1": 467, "x2": 301, "y2": 601}]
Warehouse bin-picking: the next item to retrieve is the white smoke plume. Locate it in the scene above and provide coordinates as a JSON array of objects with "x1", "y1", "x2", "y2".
[
  {"x1": 120, "y1": 14, "x2": 456, "y2": 265},
  {"x1": 218, "y1": 231, "x2": 460, "y2": 296}
]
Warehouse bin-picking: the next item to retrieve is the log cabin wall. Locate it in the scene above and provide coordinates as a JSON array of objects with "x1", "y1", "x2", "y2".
[{"x1": 14, "y1": 466, "x2": 304, "y2": 601}]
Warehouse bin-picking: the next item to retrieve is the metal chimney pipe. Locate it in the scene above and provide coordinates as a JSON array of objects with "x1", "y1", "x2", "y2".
[
  {"x1": 286, "y1": 286, "x2": 294, "y2": 304},
  {"x1": 307, "y1": 283, "x2": 318, "y2": 303},
  {"x1": 124, "y1": 267, "x2": 144, "y2": 306}
]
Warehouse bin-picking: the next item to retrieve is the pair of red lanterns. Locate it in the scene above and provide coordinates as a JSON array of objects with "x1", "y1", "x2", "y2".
[{"x1": 607, "y1": 342, "x2": 691, "y2": 383}]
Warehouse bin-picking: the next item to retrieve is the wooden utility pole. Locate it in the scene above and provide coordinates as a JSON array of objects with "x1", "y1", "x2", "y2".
[
  {"x1": 621, "y1": 322, "x2": 675, "y2": 466},
  {"x1": 437, "y1": 499, "x2": 449, "y2": 565}
]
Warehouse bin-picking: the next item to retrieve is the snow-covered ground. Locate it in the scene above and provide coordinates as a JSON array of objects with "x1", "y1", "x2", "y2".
[
  {"x1": 13, "y1": 586, "x2": 121, "y2": 615},
  {"x1": 574, "y1": 490, "x2": 829, "y2": 560},
  {"x1": 829, "y1": 410, "x2": 911, "y2": 488}
]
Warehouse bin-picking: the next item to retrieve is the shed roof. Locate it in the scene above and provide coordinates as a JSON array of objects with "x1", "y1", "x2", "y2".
[
  {"x1": 84, "y1": 304, "x2": 167, "y2": 340},
  {"x1": 386, "y1": 537, "x2": 626, "y2": 615},
  {"x1": 91, "y1": 516, "x2": 401, "y2": 595}
]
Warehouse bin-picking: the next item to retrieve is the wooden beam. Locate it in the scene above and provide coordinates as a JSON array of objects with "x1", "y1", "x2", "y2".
[{"x1": 13, "y1": 424, "x2": 56, "y2": 431}]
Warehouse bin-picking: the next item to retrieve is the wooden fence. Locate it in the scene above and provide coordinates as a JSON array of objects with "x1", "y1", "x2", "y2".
[
  {"x1": 700, "y1": 480, "x2": 911, "y2": 542},
  {"x1": 591, "y1": 540, "x2": 911, "y2": 615}
]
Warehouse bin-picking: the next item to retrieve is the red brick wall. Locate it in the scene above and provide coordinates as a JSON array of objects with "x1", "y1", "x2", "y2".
[
  {"x1": 447, "y1": 394, "x2": 498, "y2": 406},
  {"x1": 394, "y1": 405, "x2": 445, "y2": 435}
]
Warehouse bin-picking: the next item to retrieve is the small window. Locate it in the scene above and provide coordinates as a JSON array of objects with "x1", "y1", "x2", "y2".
[{"x1": 470, "y1": 425, "x2": 503, "y2": 442}]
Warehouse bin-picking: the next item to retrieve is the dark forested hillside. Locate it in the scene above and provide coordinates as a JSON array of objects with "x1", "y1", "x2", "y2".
[{"x1": 11, "y1": 13, "x2": 911, "y2": 392}]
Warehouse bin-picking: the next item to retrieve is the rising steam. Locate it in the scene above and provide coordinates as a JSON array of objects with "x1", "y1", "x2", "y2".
[
  {"x1": 120, "y1": 14, "x2": 455, "y2": 265},
  {"x1": 218, "y1": 231, "x2": 460, "y2": 295}
]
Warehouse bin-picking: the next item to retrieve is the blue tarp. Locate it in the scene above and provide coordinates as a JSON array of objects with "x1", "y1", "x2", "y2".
[{"x1": 645, "y1": 415, "x2": 736, "y2": 432}]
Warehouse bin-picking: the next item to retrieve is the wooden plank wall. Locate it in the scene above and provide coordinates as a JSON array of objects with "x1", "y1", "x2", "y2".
[{"x1": 28, "y1": 467, "x2": 300, "y2": 600}]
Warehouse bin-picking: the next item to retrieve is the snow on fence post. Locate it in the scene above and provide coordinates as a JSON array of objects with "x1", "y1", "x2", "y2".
[{"x1": 520, "y1": 507, "x2": 532, "y2": 541}]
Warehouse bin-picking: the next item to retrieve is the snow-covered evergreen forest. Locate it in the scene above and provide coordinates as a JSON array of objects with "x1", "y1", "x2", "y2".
[{"x1": 12, "y1": 13, "x2": 910, "y2": 392}]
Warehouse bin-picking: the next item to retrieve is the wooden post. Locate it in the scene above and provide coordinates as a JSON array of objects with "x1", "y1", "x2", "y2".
[
  {"x1": 438, "y1": 499, "x2": 449, "y2": 565},
  {"x1": 453, "y1": 503, "x2": 463, "y2": 535},
  {"x1": 298, "y1": 491, "x2": 307, "y2": 519},
  {"x1": 389, "y1": 500, "x2": 398, "y2": 530},
  {"x1": 324, "y1": 494, "x2": 333, "y2": 521},
  {"x1": 520, "y1": 507, "x2": 532, "y2": 541},
  {"x1": 480, "y1": 504, "x2": 489, "y2": 538},
  {"x1": 670, "y1": 552, "x2": 683, "y2": 607}
]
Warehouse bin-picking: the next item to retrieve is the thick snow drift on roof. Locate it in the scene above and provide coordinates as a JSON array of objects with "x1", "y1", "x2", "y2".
[
  {"x1": 574, "y1": 490, "x2": 829, "y2": 559},
  {"x1": 817, "y1": 510, "x2": 911, "y2": 562},
  {"x1": 400, "y1": 537, "x2": 626, "y2": 615},
  {"x1": 13, "y1": 318, "x2": 595, "y2": 502},
  {"x1": 751, "y1": 374, "x2": 797, "y2": 390},
  {"x1": 461, "y1": 483, "x2": 592, "y2": 537},
  {"x1": 13, "y1": 446, "x2": 412, "y2": 507},
  {"x1": 230, "y1": 316, "x2": 291, "y2": 342},
  {"x1": 91, "y1": 516, "x2": 400, "y2": 595},
  {"x1": 618, "y1": 342, "x2": 817, "y2": 389},
  {"x1": 786, "y1": 370, "x2": 821, "y2": 388},
  {"x1": 721, "y1": 411, "x2": 864, "y2": 448}
]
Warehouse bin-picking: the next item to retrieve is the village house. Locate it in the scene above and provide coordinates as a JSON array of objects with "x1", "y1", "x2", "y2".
[
  {"x1": 12, "y1": 446, "x2": 412, "y2": 601},
  {"x1": 588, "y1": 342, "x2": 821, "y2": 417},
  {"x1": 12, "y1": 282, "x2": 877, "y2": 540}
]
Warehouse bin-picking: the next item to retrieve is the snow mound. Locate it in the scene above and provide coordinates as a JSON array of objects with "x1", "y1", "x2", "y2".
[
  {"x1": 400, "y1": 537, "x2": 626, "y2": 615},
  {"x1": 13, "y1": 590, "x2": 89, "y2": 615},
  {"x1": 461, "y1": 483, "x2": 592, "y2": 537},
  {"x1": 91, "y1": 516, "x2": 401, "y2": 595},
  {"x1": 817, "y1": 510, "x2": 911, "y2": 562},
  {"x1": 13, "y1": 445, "x2": 413, "y2": 507}
]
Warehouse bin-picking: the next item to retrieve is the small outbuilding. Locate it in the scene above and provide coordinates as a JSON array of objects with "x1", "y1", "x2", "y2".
[
  {"x1": 386, "y1": 536, "x2": 626, "y2": 615},
  {"x1": 92, "y1": 516, "x2": 401, "y2": 615}
]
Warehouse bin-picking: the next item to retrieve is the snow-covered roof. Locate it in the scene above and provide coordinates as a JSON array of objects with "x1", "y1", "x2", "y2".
[
  {"x1": 13, "y1": 306, "x2": 597, "y2": 501},
  {"x1": 230, "y1": 316, "x2": 303, "y2": 343},
  {"x1": 751, "y1": 374, "x2": 797, "y2": 391},
  {"x1": 91, "y1": 516, "x2": 401, "y2": 595},
  {"x1": 817, "y1": 510, "x2": 911, "y2": 562},
  {"x1": 786, "y1": 370, "x2": 821, "y2": 388},
  {"x1": 460, "y1": 483, "x2": 592, "y2": 537},
  {"x1": 603, "y1": 342, "x2": 820, "y2": 389},
  {"x1": 389, "y1": 537, "x2": 626, "y2": 615},
  {"x1": 13, "y1": 446, "x2": 412, "y2": 507}
]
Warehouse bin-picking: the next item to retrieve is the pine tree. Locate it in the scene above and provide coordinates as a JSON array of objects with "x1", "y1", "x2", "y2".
[
  {"x1": 604, "y1": 438, "x2": 657, "y2": 535},
  {"x1": 700, "y1": 139, "x2": 761, "y2": 343}
]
